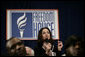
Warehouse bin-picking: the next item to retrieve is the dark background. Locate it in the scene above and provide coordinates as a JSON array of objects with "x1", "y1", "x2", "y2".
[{"x1": 0, "y1": 0, "x2": 84, "y2": 56}]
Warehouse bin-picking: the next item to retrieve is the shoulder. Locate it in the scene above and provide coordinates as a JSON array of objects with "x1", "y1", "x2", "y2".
[{"x1": 25, "y1": 46, "x2": 34, "y2": 56}]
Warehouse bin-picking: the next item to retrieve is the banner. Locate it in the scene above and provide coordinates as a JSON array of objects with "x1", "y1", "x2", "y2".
[{"x1": 6, "y1": 9, "x2": 59, "y2": 40}]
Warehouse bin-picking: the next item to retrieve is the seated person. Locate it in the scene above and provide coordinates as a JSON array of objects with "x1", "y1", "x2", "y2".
[
  {"x1": 6, "y1": 37, "x2": 34, "y2": 56},
  {"x1": 62, "y1": 35, "x2": 84, "y2": 56}
]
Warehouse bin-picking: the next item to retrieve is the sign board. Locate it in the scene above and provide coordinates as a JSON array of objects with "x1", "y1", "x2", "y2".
[{"x1": 6, "y1": 9, "x2": 59, "y2": 40}]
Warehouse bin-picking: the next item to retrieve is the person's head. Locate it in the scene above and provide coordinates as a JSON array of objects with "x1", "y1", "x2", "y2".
[
  {"x1": 6, "y1": 37, "x2": 26, "y2": 56},
  {"x1": 38, "y1": 27, "x2": 53, "y2": 42},
  {"x1": 64, "y1": 35, "x2": 82, "y2": 56},
  {"x1": 37, "y1": 27, "x2": 53, "y2": 46}
]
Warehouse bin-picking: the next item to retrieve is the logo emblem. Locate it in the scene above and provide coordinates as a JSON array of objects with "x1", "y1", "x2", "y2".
[{"x1": 17, "y1": 13, "x2": 27, "y2": 38}]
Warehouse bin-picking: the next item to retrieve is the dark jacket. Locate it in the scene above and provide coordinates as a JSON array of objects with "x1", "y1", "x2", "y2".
[{"x1": 34, "y1": 45, "x2": 61, "y2": 56}]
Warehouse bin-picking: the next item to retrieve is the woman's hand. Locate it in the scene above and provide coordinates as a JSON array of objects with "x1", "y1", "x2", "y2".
[
  {"x1": 58, "y1": 41, "x2": 63, "y2": 51},
  {"x1": 42, "y1": 42, "x2": 52, "y2": 55}
]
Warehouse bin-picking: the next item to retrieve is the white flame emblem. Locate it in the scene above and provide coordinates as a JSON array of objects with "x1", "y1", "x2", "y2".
[{"x1": 17, "y1": 13, "x2": 27, "y2": 38}]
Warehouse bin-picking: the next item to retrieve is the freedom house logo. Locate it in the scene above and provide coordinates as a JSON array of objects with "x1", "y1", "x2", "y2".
[{"x1": 6, "y1": 9, "x2": 59, "y2": 40}]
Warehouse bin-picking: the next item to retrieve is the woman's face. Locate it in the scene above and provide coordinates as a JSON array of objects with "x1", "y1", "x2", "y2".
[{"x1": 42, "y1": 29, "x2": 51, "y2": 40}]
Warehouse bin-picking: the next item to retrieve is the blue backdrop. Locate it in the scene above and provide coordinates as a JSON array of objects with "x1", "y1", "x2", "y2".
[{"x1": 1, "y1": 1, "x2": 84, "y2": 55}]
